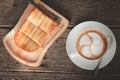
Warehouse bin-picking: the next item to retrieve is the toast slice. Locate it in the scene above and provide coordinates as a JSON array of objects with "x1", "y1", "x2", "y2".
[{"x1": 3, "y1": 0, "x2": 69, "y2": 66}]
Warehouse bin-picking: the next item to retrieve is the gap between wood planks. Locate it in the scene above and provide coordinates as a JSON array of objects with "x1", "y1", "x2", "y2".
[{"x1": 0, "y1": 25, "x2": 120, "y2": 29}]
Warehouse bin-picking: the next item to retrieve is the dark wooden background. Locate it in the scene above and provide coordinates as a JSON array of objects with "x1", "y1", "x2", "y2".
[{"x1": 0, "y1": 0, "x2": 120, "y2": 80}]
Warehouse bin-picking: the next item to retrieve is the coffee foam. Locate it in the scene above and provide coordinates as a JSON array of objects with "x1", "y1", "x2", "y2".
[{"x1": 76, "y1": 29, "x2": 108, "y2": 60}]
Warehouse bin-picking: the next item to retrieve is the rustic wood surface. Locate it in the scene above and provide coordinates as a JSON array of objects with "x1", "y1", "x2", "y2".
[{"x1": 0, "y1": 0, "x2": 120, "y2": 80}]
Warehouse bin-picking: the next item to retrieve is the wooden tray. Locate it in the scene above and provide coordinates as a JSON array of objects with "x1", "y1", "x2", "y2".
[{"x1": 3, "y1": 0, "x2": 69, "y2": 66}]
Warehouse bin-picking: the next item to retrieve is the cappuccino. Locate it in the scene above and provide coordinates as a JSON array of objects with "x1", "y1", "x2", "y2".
[{"x1": 76, "y1": 29, "x2": 108, "y2": 60}]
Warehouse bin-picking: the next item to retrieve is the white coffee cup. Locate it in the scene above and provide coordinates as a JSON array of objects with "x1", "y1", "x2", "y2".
[{"x1": 66, "y1": 21, "x2": 116, "y2": 70}]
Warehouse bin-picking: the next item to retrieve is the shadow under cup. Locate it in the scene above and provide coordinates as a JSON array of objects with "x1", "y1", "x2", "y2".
[{"x1": 76, "y1": 29, "x2": 108, "y2": 60}]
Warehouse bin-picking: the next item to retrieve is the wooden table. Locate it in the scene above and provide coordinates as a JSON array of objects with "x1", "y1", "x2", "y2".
[{"x1": 0, "y1": 0, "x2": 120, "y2": 80}]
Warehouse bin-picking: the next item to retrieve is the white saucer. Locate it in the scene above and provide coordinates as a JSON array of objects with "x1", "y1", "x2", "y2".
[{"x1": 66, "y1": 21, "x2": 116, "y2": 70}]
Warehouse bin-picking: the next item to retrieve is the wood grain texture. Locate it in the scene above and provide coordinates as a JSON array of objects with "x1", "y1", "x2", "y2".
[
  {"x1": 0, "y1": 28, "x2": 120, "y2": 75},
  {"x1": 0, "y1": 0, "x2": 13, "y2": 16},
  {"x1": 0, "y1": 0, "x2": 120, "y2": 80},
  {"x1": 0, "y1": 71, "x2": 98, "y2": 80},
  {"x1": 0, "y1": 0, "x2": 28, "y2": 27},
  {"x1": 0, "y1": 28, "x2": 120, "y2": 80},
  {"x1": 41, "y1": 0, "x2": 120, "y2": 27},
  {"x1": 0, "y1": 0, "x2": 120, "y2": 28},
  {"x1": 0, "y1": 71, "x2": 120, "y2": 80}
]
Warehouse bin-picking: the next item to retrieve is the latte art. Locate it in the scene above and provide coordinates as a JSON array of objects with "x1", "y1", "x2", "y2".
[{"x1": 76, "y1": 29, "x2": 108, "y2": 60}]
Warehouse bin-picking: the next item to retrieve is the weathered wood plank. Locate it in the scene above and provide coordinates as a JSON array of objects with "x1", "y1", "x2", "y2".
[
  {"x1": 0, "y1": 0, "x2": 13, "y2": 26},
  {"x1": 0, "y1": 71, "x2": 120, "y2": 80},
  {"x1": 0, "y1": 0, "x2": 28, "y2": 27},
  {"x1": 0, "y1": 0, "x2": 13, "y2": 17},
  {"x1": 0, "y1": 28, "x2": 120, "y2": 75},
  {"x1": 0, "y1": 71, "x2": 96, "y2": 80},
  {"x1": 38, "y1": 0, "x2": 120, "y2": 27},
  {"x1": 0, "y1": 0, "x2": 120, "y2": 80},
  {"x1": 0, "y1": 0, "x2": 120, "y2": 27}
]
